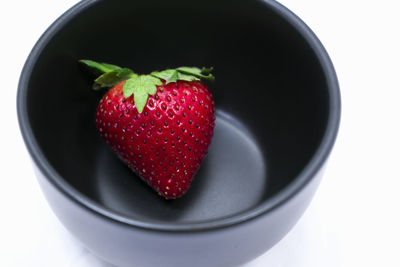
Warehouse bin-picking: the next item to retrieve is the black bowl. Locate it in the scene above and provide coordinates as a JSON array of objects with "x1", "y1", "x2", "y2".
[{"x1": 17, "y1": 0, "x2": 340, "y2": 266}]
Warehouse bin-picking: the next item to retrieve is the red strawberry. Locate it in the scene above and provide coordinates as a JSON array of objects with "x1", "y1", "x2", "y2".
[{"x1": 80, "y1": 60, "x2": 215, "y2": 199}]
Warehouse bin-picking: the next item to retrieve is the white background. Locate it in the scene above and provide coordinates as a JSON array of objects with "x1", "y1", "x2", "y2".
[{"x1": 1, "y1": 0, "x2": 399, "y2": 266}]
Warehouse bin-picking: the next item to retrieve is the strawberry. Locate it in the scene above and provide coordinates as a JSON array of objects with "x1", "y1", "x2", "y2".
[{"x1": 80, "y1": 60, "x2": 215, "y2": 199}]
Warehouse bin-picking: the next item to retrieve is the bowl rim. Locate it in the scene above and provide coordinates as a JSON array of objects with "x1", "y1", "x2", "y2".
[{"x1": 17, "y1": 0, "x2": 341, "y2": 232}]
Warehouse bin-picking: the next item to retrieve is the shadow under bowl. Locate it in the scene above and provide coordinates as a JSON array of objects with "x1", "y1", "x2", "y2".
[{"x1": 17, "y1": 0, "x2": 340, "y2": 266}]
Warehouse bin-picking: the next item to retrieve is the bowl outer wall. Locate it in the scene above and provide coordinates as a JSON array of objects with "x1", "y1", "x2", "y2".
[
  {"x1": 17, "y1": 0, "x2": 341, "y2": 266},
  {"x1": 34, "y1": 159, "x2": 328, "y2": 267}
]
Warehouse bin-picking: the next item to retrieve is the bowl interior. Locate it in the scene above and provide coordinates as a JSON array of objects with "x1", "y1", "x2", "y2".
[{"x1": 24, "y1": 0, "x2": 330, "y2": 223}]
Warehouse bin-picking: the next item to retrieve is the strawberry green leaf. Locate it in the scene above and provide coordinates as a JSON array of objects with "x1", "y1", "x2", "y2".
[
  {"x1": 123, "y1": 75, "x2": 162, "y2": 113},
  {"x1": 79, "y1": 59, "x2": 122, "y2": 74},
  {"x1": 80, "y1": 59, "x2": 136, "y2": 89},
  {"x1": 152, "y1": 67, "x2": 214, "y2": 84},
  {"x1": 151, "y1": 69, "x2": 202, "y2": 84},
  {"x1": 177, "y1": 66, "x2": 215, "y2": 81},
  {"x1": 94, "y1": 68, "x2": 135, "y2": 89},
  {"x1": 200, "y1": 66, "x2": 213, "y2": 74},
  {"x1": 101, "y1": 63, "x2": 124, "y2": 72},
  {"x1": 176, "y1": 72, "x2": 200, "y2": 82},
  {"x1": 151, "y1": 69, "x2": 179, "y2": 84}
]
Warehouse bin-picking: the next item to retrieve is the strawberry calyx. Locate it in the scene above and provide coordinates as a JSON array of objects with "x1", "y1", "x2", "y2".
[{"x1": 80, "y1": 59, "x2": 214, "y2": 113}]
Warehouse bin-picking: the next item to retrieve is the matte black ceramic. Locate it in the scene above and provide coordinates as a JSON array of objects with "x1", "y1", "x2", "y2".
[{"x1": 17, "y1": 0, "x2": 340, "y2": 266}]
